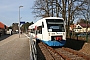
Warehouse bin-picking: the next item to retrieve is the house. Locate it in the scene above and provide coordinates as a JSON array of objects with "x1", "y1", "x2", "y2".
[
  {"x1": 70, "y1": 23, "x2": 90, "y2": 33},
  {"x1": 0, "y1": 22, "x2": 5, "y2": 29},
  {"x1": 12, "y1": 23, "x2": 19, "y2": 32},
  {"x1": 0, "y1": 22, "x2": 8, "y2": 36}
]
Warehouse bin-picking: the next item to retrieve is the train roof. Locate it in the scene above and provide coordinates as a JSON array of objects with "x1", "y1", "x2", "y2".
[
  {"x1": 29, "y1": 20, "x2": 42, "y2": 29},
  {"x1": 42, "y1": 17, "x2": 64, "y2": 20},
  {"x1": 28, "y1": 17, "x2": 64, "y2": 29}
]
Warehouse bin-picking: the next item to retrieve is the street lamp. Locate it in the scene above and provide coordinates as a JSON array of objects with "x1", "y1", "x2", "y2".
[{"x1": 19, "y1": 6, "x2": 23, "y2": 38}]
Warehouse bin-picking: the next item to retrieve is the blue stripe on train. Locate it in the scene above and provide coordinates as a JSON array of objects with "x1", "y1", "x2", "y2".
[
  {"x1": 42, "y1": 40, "x2": 66, "y2": 46},
  {"x1": 36, "y1": 38, "x2": 66, "y2": 46}
]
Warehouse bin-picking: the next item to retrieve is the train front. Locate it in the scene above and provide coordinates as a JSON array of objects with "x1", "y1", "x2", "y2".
[{"x1": 42, "y1": 18, "x2": 66, "y2": 46}]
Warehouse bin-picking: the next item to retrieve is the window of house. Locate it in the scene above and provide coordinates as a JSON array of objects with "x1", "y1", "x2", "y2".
[{"x1": 78, "y1": 26, "x2": 82, "y2": 29}]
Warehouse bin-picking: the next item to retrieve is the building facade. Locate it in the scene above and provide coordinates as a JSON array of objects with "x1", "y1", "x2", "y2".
[
  {"x1": 70, "y1": 24, "x2": 90, "y2": 33},
  {"x1": 0, "y1": 22, "x2": 7, "y2": 36}
]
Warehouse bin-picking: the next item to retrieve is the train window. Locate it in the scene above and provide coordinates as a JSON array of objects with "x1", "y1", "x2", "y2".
[
  {"x1": 47, "y1": 24, "x2": 65, "y2": 32},
  {"x1": 31, "y1": 29, "x2": 35, "y2": 33},
  {"x1": 42, "y1": 22, "x2": 44, "y2": 28},
  {"x1": 37, "y1": 26, "x2": 42, "y2": 34}
]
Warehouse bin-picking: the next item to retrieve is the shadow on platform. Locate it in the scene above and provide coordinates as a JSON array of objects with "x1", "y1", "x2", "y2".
[{"x1": 63, "y1": 38, "x2": 86, "y2": 50}]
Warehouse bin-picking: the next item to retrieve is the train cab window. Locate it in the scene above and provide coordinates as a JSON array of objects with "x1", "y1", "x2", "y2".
[
  {"x1": 37, "y1": 26, "x2": 42, "y2": 34},
  {"x1": 31, "y1": 29, "x2": 35, "y2": 33},
  {"x1": 42, "y1": 22, "x2": 44, "y2": 28}
]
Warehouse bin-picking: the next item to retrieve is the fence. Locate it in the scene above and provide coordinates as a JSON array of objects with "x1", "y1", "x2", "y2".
[{"x1": 30, "y1": 34, "x2": 37, "y2": 60}]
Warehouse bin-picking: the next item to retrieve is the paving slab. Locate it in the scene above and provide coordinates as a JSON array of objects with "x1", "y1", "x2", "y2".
[{"x1": 0, "y1": 34, "x2": 30, "y2": 60}]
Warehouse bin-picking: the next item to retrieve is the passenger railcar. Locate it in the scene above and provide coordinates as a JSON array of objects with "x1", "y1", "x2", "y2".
[{"x1": 29, "y1": 17, "x2": 66, "y2": 46}]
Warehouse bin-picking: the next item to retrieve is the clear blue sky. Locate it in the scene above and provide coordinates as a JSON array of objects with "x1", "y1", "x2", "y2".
[{"x1": 0, "y1": 0, "x2": 36, "y2": 27}]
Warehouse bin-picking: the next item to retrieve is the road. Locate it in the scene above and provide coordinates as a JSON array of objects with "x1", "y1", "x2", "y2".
[{"x1": 0, "y1": 34, "x2": 30, "y2": 60}]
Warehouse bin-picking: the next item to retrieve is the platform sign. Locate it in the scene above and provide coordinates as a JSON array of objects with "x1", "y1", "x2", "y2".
[{"x1": 20, "y1": 21, "x2": 25, "y2": 25}]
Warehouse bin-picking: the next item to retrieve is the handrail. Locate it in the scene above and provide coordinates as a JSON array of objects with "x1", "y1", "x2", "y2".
[{"x1": 30, "y1": 34, "x2": 37, "y2": 60}]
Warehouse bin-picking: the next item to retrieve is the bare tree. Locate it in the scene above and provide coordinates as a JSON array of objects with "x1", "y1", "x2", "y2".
[
  {"x1": 32, "y1": 0, "x2": 88, "y2": 36},
  {"x1": 65, "y1": 0, "x2": 88, "y2": 36},
  {"x1": 32, "y1": 0, "x2": 61, "y2": 18}
]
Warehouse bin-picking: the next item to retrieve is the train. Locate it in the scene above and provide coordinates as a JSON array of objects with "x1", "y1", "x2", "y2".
[{"x1": 29, "y1": 17, "x2": 66, "y2": 46}]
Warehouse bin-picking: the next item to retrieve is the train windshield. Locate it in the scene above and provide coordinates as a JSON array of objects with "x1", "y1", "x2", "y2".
[{"x1": 46, "y1": 19, "x2": 65, "y2": 32}]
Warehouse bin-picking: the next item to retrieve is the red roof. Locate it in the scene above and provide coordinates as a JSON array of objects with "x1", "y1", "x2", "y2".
[
  {"x1": 0, "y1": 22, "x2": 5, "y2": 29},
  {"x1": 79, "y1": 23, "x2": 90, "y2": 28}
]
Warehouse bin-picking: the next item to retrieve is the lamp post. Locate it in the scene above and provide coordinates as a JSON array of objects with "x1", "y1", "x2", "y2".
[{"x1": 19, "y1": 6, "x2": 23, "y2": 38}]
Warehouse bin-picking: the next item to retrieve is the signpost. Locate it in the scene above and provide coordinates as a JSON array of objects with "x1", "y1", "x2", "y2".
[{"x1": 20, "y1": 21, "x2": 25, "y2": 25}]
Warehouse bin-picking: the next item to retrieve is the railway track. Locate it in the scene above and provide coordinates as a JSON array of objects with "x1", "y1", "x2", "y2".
[{"x1": 40, "y1": 41, "x2": 90, "y2": 60}]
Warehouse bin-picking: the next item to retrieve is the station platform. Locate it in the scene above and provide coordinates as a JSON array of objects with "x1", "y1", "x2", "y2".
[{"x1": 0, "y1": 34, "x2": 30, "y2": 60}]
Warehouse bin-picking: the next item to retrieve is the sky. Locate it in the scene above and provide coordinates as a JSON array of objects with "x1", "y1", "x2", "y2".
[
  {"x1": 0, "y1": 0, "x2": 89, "y2": 27},
  {"x1": 0, "y1": 0, "x2": 36, "y2": 27}
]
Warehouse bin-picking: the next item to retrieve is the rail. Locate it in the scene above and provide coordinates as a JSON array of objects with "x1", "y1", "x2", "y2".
[
  {"x1": 30, "y1": 34, "x2": 37, "y2": 60},
  {"x1": 41, "y1": 41, "x2": 90, "y2": 60}
]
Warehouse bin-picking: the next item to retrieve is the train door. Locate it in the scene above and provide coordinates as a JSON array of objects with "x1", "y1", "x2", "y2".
[{"x1": 42, "y1": 22, "x2": 48, "y2": 40}]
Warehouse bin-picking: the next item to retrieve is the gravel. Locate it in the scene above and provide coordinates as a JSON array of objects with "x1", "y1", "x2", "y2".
[
  {"x1": 36, "y1": 42, "x2": 90, "y2": 60},
  {"x1": 79, "y1": 42, "x2": 90, "y2": 56}
]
